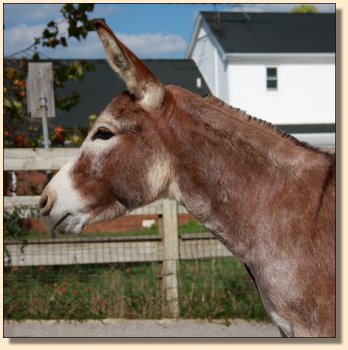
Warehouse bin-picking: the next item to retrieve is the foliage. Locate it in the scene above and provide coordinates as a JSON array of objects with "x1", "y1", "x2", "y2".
[
  {"x1": 4, "y1": 4, "x2": 97, "y2": 148},
  {"x1": 4, "y1": 207, "x2": 39, "y2": 239},
  {"x1": 64, "y1": 114, "x2": 98, "y2": 147},
  {"x1": 3, "y1": 209, "x2": 24, "y2": 239},
  {"x1": 291, "y1": 4, "x2": 318, "y2": 13}
]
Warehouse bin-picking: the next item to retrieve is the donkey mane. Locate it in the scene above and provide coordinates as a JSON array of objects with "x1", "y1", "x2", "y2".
[{"x1": 203, "y1": 93, "x2": 332, "y2": 158}]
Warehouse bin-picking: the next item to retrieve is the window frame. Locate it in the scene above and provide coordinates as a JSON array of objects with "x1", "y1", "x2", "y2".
[{"x1": 266, "y1": 67, "x2": 278, "y2": 91}]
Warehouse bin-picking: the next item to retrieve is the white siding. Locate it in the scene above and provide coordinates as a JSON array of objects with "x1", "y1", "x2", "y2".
[
  {"x1": 191, "y1": 22, "x2": 229, "y2": 102},
  {"x1": 228, "y1": 61, "x2": 335, "y2": 125},
  {"x1": 191, "y1": 23, "x2": 216, "y2": 94},
  {"x1": 215, "y1": 48, "x2": 229, "y2": 103},
  {"x1": 189, "y1": 20, "x2": 229, "y2": 102}
]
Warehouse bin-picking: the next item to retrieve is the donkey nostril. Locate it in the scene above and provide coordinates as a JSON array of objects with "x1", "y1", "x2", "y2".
[
  {"x1": 39, "y1": 190, "x2": 57, "y2": 216},
  {"x1": 39, "y1": 195, "x2": 48, "y2": 210}
]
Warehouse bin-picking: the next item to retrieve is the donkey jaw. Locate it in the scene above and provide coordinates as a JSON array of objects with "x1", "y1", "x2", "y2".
[
  {"x1": 46, "y1": 204, "x2": 128, "y2": 238},
  {"x1": 45, "y1": 212, "x2": 86, "y2": 238}
]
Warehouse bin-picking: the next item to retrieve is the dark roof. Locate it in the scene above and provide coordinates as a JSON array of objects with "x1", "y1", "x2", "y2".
[
  {"x1": 201, "y1": 12, "x2": 335, "y2": 53},
  {"x1": 276, "y1": 124, "x2": 335, "y2": 134},
  {"x1": 54, "y1": 59, "x2": 210, "y2": 127}
]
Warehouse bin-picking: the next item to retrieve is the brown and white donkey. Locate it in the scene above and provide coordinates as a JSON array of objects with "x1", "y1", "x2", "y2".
[{"x1": 40, "y1": 21, "x2": 336, "y2": 337}]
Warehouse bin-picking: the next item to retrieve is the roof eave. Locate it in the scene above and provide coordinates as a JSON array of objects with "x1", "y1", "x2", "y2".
[
  {"x1": 186, "y1": 14, "x2": 228, "y2": 61},
  {"x1": 225, "y1": 52, "x2": 335, "y2": 62},
  {"x1": 185, "y1": 14, "x2": 203, "y2": 58}
]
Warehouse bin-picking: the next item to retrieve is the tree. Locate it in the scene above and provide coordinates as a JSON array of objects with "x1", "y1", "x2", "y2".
[
  {"x1": 4, "y1": 4, "x2": 98, "y2": 148},
  {"x1": 291, "y1": 4, "x2": 318, "y2": 14}
]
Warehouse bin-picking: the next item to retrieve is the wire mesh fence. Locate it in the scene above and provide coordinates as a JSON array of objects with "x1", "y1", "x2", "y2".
[{"x1": 4, "y1": 236, "x2": 163, "y2": 267}]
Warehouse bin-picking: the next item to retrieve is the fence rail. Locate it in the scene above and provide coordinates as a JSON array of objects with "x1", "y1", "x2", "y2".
[
  {"x1": 4, "y1": 145, "x2": 335, "y2": 172},
  {"x1": 4, "y1": 148, "x2": 77, "y2": 171},
  {"x1": 4, "y1": 195, "x2": 169, "y2": 216},
  {"x1": 4, "y1": 233, "x2": 232, "y2": 267}
]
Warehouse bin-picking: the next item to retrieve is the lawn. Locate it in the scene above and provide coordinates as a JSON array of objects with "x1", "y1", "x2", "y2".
[{"x1": 4, "y1": 258, "x2": 268, "y2": 321}]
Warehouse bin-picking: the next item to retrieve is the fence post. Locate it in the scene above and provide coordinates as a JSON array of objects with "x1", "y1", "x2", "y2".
[{"x1": 161, "y1": 198, "x2": 180, "y2": 318}]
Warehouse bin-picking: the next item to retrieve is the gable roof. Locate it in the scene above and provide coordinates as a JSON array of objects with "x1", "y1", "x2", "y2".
[
  {"x1": 53, "y1": 59, "x2": 210, "y2": 127},
  {"x1": 188, "y1": 12, "x2": 335, "y2": 55}
]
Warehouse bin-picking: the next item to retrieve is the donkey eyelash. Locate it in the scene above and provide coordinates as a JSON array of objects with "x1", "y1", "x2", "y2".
[{"x1": 92, "y1": 128, "x2": 115, "y2": 141}]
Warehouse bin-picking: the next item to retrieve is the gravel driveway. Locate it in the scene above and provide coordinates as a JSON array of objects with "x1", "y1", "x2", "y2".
[{"x1": 5, "y1": 319, "x2": 280, "y2": 338}]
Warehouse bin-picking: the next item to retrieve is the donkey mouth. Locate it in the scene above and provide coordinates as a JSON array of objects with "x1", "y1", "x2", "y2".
[
  {"x1": 51, "y1": 213, "x2": 71, "y2": 238},
  {"x1": 51, "y1": 213, "x2": 84, "y2": 238}
]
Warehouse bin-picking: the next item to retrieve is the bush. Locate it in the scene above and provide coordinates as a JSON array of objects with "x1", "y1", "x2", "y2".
[
  {"x1": 4, "y1": 208, "x2": 25, "y2": 239},
  {"x1": 4, "y1": 206, "x2": 39, "y2": 239}
]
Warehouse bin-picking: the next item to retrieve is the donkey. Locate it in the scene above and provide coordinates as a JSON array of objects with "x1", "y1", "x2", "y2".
[{"x1": 39, "y1": 21, "x2": 335, "y2": 337}]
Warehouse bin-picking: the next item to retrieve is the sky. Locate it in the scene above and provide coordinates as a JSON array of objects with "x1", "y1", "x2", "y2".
[{"x1": 4, "y1": 3, "x2": 336, "y2": 60}]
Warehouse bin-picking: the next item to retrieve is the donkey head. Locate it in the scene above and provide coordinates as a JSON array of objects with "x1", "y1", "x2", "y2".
[{"x1": 39, "y1": 21, "x2": 174, "y2": 236}]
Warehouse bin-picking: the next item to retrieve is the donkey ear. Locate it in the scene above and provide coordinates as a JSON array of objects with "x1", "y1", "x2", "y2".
[{"x1": 95, "y1": 20, "x2": 164, "y2": 111}]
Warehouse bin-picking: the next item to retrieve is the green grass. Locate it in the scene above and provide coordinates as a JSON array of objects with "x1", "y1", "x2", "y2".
[
  {"x1": 4, "y1": 263, "x2": 163, "y2": 320},
  {"x1": 178, "y1": 258, "x2": 267, "y2": 320},
  {"x1": 17, "y1": 227, "x2": 159, "y2": 240},
  {"x1": 178, "y1": 220, "x2": 209, "y2": 234},
  {"x1": 4, "y1": 258, "x2": 268, "y2": 321}
]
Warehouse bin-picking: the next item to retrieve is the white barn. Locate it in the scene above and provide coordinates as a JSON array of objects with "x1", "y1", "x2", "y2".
[{"x1": 186, "y1": 12, "x2": 335, "y2": 148}]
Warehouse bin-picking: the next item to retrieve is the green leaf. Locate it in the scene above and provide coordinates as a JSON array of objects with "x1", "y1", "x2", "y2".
[
  {"x1": 13, "y1": 100, "x2": 23, "y2": 110},
  {"x1": 42, "y1": 28, "x2": 52, "y2": 39},
  {"x1": 76, "y1": 64, "x2": 83, "y2": 77},
  {"x1": 60, "y1": 37, "x2": 67, "y2": 47},
  {"x1": 81, "y1": 3, "x2": 94, "y2": 12},
  {"x1": 4, "y1": 98, "x2": 13, "y2": 109},
  {"x1": 61, "y1": 4, "x2": 74, "y2": 15},
  {"x1": 50, "y1": 38, "x2": 60, "y2": 48},
  {"x1": 32, "y1": 52, "x2": 40, "y2": 62}
]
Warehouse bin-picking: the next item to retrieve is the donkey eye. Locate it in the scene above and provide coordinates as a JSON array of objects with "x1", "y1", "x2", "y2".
[{"x1": 92, "y1": 128, "x2": 115, "y2": 141}]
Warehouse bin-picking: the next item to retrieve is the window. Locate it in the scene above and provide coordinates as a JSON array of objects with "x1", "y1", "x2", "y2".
[{"x1": 266, "y1": 67, "x2": 278, "y2": 90}]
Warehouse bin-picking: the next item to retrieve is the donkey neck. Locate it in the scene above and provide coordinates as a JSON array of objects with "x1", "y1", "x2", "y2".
[{"x1": 165, "y1": 88, "x2": 332, "y2": 261}]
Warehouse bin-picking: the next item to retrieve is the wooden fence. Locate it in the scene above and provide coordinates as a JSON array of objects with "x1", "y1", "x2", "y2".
[{"x1": 4, "y1": 147, "x2": 233, "y2": 317}]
